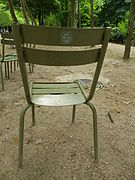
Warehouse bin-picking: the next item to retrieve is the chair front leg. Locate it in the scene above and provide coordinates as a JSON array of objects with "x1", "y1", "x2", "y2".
[
  {"x1": 85, "y1": 101, "x2": 98, "y2": 162},
  {"x1": 19, "y1": 103, "x2": 31, "y2": 168},
  {"x1": 31, "y1": 103, "x2": 35, "y2": 126},
  {"x1": 72, "y1": 105, "x2": 76, "y2": 123}
]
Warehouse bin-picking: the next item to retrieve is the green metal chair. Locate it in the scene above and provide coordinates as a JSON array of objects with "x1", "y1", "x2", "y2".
[
  {"x1": 12, "y1": 24, "x2": 111, "y2": 168},
  {"x1": 0, "y1": 32, "x2": 18, "y2": 90}
]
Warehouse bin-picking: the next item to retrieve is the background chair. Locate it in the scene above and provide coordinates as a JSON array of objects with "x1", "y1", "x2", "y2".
[
  {"x1": 12, "y1": 24, "x2": 111, "y2": 167},
  {"x1": 0, "y1": 31, "x2": 34, "y2": 91},
  {"x1": 0, "y1": 32, "x2": 18, "y2": 91}
]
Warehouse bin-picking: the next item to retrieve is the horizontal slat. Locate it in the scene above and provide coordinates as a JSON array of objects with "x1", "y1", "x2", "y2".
[
  {"x1": 23, "y1": 47, "x2": 100, "y2": 66},
  {"x1": 20, "y1": 24, "x2": 104, "y2": 46},
  {"x1": 32, "y1": 83, "x2": 78, "y2": 89},
  {"x1": 4, "y1": 58, "x2": 18, "y2": 62},
  {"x1": 1, "y1": 39, "x2": 15, "y2": 45},
  {"x1": 1, "y1": 32, "x2": 13, "y2": 39},
  {"x1": 4, "y1": 54, "x2": 18, "y2": 61},
  {"x1": 32, "y1": 87, "x2": 81, "y2": 94}
]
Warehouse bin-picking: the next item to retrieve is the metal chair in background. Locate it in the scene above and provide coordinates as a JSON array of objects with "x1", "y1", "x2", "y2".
[{"x1": 0, "y1": 32, "x2": 18, "y2": 91}]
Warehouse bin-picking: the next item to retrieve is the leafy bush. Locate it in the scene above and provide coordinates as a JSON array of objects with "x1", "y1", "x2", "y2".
[
  {"x1": 110, "y1": 27, "x2": 125, "y2": 43},
  {"x1": 118, "y1": 21, "x2": 127, "y2": 39},
  {"x1": 0, "y1": 4, "x2": 12, "y2": 27},
  {"x1": 45, "y1": 14, "x2": 57, "y2": 26}
]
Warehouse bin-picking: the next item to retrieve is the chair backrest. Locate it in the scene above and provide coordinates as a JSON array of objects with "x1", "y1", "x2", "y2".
[
  {"x1": 12, "y1": 24, "x2": 111, "y2": 102},
  {"x1": 1, "y1": 32, "x2": 15, "y2": 45},
  {"x1": 1, "y1": 32, "x2": 15, "y2": 61}
]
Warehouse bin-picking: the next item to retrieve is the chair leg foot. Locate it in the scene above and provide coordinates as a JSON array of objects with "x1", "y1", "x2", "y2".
[
  {"x1": 32, "y1": 104, "x2": 35, "y2": 126},
  {"x1": 19, "y1": 103, "x2": 31, "y2": 168},
  {"x1": 86, "y1": 102, "x2": 98, "y2": 162},
  {"x1": 72, "y1": 105, "x2": 76, "y2": 123}
]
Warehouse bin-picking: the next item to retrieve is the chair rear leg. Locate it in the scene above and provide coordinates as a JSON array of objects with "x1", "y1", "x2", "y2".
[
  {"x1": 19, "y1": 103, "x2": 31, "y2": 168},
  {"x1": 5, "y1": 62, "x2": 7, "y2": 77},
  {"x1": 0, "y1": 62, "x2": 4, "y2": 91},
  {"x1": 14, "y1": 61, "x2": 16, "y2": 71},
  {"x1": 29, "y1": 63, "x2": 32, "y2": 73},
  {"x1": 72, "y1": 105, "x2": 76, "y2": 123},
  {"x1": 10, "y1": 61, "x2": 12, "y2": 73},
  {"x1": 17, "y1": 61, "x2": 19, "y2": 67},
  {"x1": 7, "y1": 62, "x2": 10, "y2": 79},
  {"x1": 31, "y1": 64, "x2": 34, "y2": 73},
  {"x1": 86, "y1": 102, "x2": 98, "y2": 162},
  {"x1": 32, "y1": 104, "x2": 35, "y2": 126}
]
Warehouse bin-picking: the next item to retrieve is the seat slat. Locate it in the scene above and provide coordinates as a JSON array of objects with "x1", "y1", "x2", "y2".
[
  {"x1": 31, "y1": 93, "x2": 86, "y2": 106},
  {"x1": 32, "y1": 83, "x2": 78, "y2": 89},
  {"x1": 32, "y1": 87, "x2": 81, "y2": 94},
  {"x1": 1, "y1": 39, "x2": 15, "y2": 45}
]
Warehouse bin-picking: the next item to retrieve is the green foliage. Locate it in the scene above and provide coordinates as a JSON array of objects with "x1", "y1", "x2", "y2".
[
  {"x1": 0, "y1": 3, "x2": 12, "y2": 27},
  {"x1": 97, "y1": 0, "x2": 130, "y2": 26},
  {"x1": 45, "y1": 14, "x2": 57, "y2": 26},
  {"x1": 27, "y1": 0, "x2": 61, "y2": 20},
  {"x1": 80, "y1": 0, "x2": 90, "y2": 27},
  {"x1": 15, "y1": 10, "x2": 25, "y2": 24},
  {"x1": 111, "y1": 11, "x2": 129, "y2": 43},
  {"x1": 118, "y1": 22, "x2": 127, "y2": 39},
  {"x1": 110, "y1": 27, "x2": 125, "y2": 43}
]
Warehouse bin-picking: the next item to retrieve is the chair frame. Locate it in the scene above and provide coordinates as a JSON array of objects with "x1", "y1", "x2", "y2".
[{"x1": 12, "y1": 24, "x2": 111, "y2": 168}]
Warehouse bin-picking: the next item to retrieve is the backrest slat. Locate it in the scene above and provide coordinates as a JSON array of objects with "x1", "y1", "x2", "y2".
[
  {"x1": 21, "y1": 24, "x2": 104, "y2": 46},
  {"x1": 23, "y1": 47, "x2": 101, "y2": 66},
  {"x1": 1, "y1": 39, "x2": 15, "y2": 45},
  {"x1": 1, "y1": 32, "x2": 13, "y2": 39},
  {"x1": 1, "y1": 32, "x2": 15, "y2": 46}
]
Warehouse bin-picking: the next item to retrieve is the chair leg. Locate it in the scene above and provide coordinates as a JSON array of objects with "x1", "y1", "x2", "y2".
[
  {"x1": 10, "y1": 61, "x2": 12, "y2": 73},
  {"x1": 29, "y1": 63, "x2": 32, "y2": 73},
  {"x1": 0, "y1": 62, "x2": 4, "y2": 91},
  {"x1": 31, "y1": 64, "x2": 34, "y2": 73},
  {"x1": 86, "y1": 101, "x2": 98, "y2": 162},
  {"x1": 17, "y1": 61, "x2": 19, "y2": 67},
  {"x1": 31, "y1": 104, "x2": 35, "y2": 126},
  {"x1": 14, "y1": 61, "x2": 16, "y2": 71},
  {"x1": 5, "y1": 62, "x2": 7, "y2": 77},
  {"x1": 72, "y1": 105, "x2": 76, "y2": 123},
  {"x1": 7, "y1": 62, "x2": 10, "y2": 79},
  {"x1": 19, "y1": 103, "x2": 31, "y2": 168}
]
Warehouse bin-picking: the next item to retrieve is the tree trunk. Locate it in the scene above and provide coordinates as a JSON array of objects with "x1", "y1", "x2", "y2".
[
  {"x1": 38, "y1": 10, "x2": 41, "y2": 25},
  {"x1": 20, "y1": 0, "x2": 29, "y2": 24},
  {"x1": 123, "y1": 0, "x2": 135, "y2": 59},
  {"x1": 71, "y1": 0, "x2": 77, "y2": 27},
  {"x1": 78, "y1": 0, "x2": 81, "y2": 28},
  {"x1": 8, "y1": 0, "x2": 18, "y2": 23},
  {"x1": 90, "y1": 0, "x2": 94, "y2": 27},
  {"x1": 41, "y1": 12, "x2": 44, "y2": 26},
  {"x1": 23, "y1": 0, "x2": 37, "y2": 25},
  {"x1": 64, "y1": 0, "x2": 69, "y2": 27}
]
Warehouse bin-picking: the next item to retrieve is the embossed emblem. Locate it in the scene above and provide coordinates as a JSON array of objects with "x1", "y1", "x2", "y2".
[{"x1": 60, "y1": 31, "x2": 72, "y2": 45}]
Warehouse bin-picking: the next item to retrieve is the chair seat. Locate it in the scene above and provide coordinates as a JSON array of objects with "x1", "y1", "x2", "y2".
[
  {"x1": 30, "y1": 82, "x2": 86, "y2": 106},
  {"x1": 4, "y1": 54, "x2": 18, "y2": 62}
]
